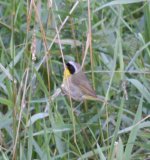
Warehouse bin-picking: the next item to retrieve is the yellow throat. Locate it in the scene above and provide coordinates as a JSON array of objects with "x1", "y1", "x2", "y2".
[{"x1": 63, "y1": 68, "x2": 71, "y2": 81}]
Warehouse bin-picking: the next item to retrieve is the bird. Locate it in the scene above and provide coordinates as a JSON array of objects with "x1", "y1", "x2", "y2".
[{"x1": 61, "y1": 61, "x2": 106, "y2": 103}]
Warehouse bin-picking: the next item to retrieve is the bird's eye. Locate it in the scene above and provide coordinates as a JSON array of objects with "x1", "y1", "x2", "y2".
[{"x1": 66, "y1": 63, "x2": 75, "y2": 74}]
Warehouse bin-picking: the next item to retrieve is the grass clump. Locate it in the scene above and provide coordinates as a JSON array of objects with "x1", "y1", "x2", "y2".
[{"x1": 0, "y1": 0, "x2": 150, "y2": 160}]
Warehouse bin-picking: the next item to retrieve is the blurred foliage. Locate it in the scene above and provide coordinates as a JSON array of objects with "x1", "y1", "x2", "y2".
[{"x1": 0, "y1": 0, "x2": 150, "y2": 160}]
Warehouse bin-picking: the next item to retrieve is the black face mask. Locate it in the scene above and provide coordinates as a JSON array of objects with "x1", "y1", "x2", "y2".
[{"x1": 66, "y1": 62, "x2": 75, "y2": 74}]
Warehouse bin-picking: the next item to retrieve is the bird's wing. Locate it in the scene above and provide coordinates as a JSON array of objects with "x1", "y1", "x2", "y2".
[{"x1": 71, "y1": 71, "x2": 97, "y2": 97}]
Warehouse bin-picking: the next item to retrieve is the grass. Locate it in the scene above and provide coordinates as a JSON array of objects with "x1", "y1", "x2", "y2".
[{"x1": 0, "y1": 0, "x2": 150, "y2": 160}]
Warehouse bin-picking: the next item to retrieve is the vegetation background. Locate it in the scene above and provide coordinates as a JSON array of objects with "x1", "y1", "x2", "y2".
[{"x1": 0, "y1": 0, "x2": 150, "y2": 159}]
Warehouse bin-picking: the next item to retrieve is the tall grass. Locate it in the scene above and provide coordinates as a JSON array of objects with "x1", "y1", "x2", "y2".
[{"x1": 0, "y1": 0, "x2": 150, "y2": 160}]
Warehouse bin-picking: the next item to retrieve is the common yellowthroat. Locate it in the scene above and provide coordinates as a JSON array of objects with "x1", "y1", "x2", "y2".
[{"x1": 61, "y1": 61, "x2": 105, "y2": 103}]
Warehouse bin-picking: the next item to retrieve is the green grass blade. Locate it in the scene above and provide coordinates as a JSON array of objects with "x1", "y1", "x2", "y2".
[
  {"x1": 127, "y1": 78, "x2": 150, "y2": 103},
  {"x1": 124, "y1": 97, "x2": 143, "y2": 159}
]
